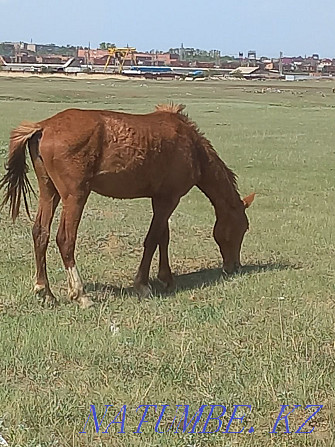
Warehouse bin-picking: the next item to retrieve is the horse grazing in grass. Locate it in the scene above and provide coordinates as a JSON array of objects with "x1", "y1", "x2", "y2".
[{"x1": 0, "y1": 104, "x2": 254, "y2": 308}]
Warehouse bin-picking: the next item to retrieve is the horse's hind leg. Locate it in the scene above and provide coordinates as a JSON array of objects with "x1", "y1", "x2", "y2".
[
  {"x1": 31, "y1": 159, "x2": 60, "y2": 306},
  {"x1": 56, "y1": 193, "x2": 93, "y2": 308}
]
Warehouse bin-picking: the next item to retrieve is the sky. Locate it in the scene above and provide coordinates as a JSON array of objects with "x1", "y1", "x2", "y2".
[{"x1": 1, "y1": 0, "x2": 335, "y2": 57}]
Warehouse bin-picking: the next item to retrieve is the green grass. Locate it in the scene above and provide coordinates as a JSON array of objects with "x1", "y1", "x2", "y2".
[{"x1": 0, "y1": 76, "x2": 334, "y2": 446}]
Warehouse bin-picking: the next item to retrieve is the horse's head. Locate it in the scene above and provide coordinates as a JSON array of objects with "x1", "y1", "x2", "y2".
[{"x1": 214, "y1": 193, "x2": 255, "y2": 275}]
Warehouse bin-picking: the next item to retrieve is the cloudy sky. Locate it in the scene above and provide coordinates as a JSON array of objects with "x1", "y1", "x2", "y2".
[{"x1": 1, "y1": 0, "x2": 334, "y2": 57}]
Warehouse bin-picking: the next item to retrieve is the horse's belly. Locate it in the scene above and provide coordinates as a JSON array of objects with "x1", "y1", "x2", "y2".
[{"x1": 91, "y1": 171, "x2": 152, "y2": 199}]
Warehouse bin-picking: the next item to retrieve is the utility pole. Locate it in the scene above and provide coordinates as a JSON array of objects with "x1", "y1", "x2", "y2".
[
  {"x1": 279, "y1": 51, "x2": 283, "y2": 76},
  {"x1": 180, "y1": 43, "x2": 185, "y2": 62}
]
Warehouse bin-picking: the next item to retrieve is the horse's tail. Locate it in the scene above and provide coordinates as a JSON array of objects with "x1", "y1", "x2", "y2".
[{"x1": 0, "y1": 121, "x2": 42, "y2": 221}]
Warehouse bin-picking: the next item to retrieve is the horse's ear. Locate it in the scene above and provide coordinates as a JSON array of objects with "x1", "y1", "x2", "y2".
[{"x1": 243, "y1": 192, "x2": 255, "y2": 208}]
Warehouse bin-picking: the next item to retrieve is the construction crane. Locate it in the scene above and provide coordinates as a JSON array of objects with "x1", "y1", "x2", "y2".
[{"x1": 103, "y1": 47, "x2": 136, "y2": 73}]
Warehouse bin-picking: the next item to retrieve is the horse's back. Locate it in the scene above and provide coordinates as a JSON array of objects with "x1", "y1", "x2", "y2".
[{"x1": 37, "y1": 108, "x2": 201, "y2": 199}]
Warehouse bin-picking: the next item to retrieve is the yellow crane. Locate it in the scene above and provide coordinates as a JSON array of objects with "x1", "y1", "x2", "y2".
[{"x1": 103, "y1": 47, "x2": 136, "y2": 73}]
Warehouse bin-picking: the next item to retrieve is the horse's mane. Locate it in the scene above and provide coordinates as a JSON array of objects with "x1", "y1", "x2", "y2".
[
  {"x1": 155, "y1": 103, "x2": 238, "y2": 194},
  {"x1": 155, "y1": 103, "x2": 186, "y2": 114}
]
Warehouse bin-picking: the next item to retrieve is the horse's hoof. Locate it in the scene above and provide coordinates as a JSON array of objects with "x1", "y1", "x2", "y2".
[
  {"x1": 43, "y1": 295, "x2": 59, "y2": 308},
  {"x1": 134, "y1": 283, "x2": 151, "y2": 298},
  {"x1": 34, "y1": 284, "x2": 45, "y2": 294},
  {"x1": 222, "y1": 269, "x2": 229, "y2": 278},
  {"x1": 157, "y1": 277, "x2": 175, "y2": 292},
  {"x1": 68, "y1": 289, "x2": 79, "y2": 301},
  {"x1": 165, "y1": 282, "x2": 176, "y2": 293},
  {"x1": 34, "y1": 284, "x2": 59, "y2": 307},
  {"x1": 67, "y1": 288, "x2": 93, "y2": 308},
  {"x1": 78, "y1": 295, "x2": 94, "y2": 309}
]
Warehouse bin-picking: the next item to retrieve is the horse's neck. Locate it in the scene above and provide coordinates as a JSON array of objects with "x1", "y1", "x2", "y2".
[{"x1": 197, "y1": 146, "x2": 241, "y2": 216}]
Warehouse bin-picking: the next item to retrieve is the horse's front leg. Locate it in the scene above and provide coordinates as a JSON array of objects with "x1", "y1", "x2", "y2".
[
  {"x1": 134, "y1": 196, "x2": 179, "y2": 297},
  {"x1": 157, "y1": 224, "x2": 175, "y2": 291}
]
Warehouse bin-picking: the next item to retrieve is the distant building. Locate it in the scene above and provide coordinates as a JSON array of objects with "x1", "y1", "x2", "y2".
[
  {"x1": 248, "y1": 50, "x2": 256, "y2": 60},
  {"x1": 3, "y1": 41, "x2": 335, "y2": 78},
  {"x1": 285, "y1": 73, "x2": 314, "y2": 81},
  {"x1": 230, "y1": 66, "x2": 260, "y2": 78}
]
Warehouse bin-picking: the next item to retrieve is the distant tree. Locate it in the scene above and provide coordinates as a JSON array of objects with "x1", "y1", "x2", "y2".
[
  {"x1": 0, "y1": 43, "x2": 15, "y2": 57},
  {"x1": 99, "y1": 42, "x2": 115, "y2": 50},
  {"x1": 221, "y1": 55, "x2": 235, "y2": 61}
]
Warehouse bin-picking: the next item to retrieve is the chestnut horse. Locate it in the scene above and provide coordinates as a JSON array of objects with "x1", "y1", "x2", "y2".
[{"x1": 0, "y1": 104, "x2": 254, "y2": 308}]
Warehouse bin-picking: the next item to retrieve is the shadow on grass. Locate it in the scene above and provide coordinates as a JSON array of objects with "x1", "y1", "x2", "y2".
[{"x1": 85, "y1": 262, "x2": 298, "y2": 300}]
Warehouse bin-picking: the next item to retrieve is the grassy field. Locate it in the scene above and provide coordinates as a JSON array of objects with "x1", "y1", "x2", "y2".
[{"x1": 0, "y1": 76, "x2": 334, "y2": 447}]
